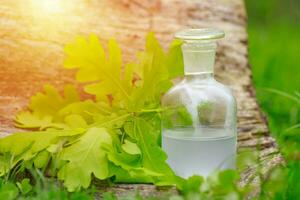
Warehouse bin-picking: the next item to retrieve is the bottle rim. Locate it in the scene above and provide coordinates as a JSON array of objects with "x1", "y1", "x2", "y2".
[{"x1": 175, "y1": 28, "x2": 225, "y2": 41}]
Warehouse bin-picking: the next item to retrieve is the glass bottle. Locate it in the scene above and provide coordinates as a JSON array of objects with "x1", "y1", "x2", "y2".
[{"x1": 161, "y1": 28, "x2": 237, "y2": 178}]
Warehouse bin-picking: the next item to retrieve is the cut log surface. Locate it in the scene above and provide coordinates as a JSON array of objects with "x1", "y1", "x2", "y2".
[{"x1": 0, "y1": 0, "x2": 283, "y2": 198}]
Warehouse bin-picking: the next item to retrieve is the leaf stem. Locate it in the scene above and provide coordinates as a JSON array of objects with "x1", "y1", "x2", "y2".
[
  {"x1": 88, "y1": 59, "x2": 131, "y2": 101},
  {"x1": 89, "y1": 113, "x2": 132, "y2": 128},
  {"x1": 140, "y1": 108, "x2": 164, "y2": 113},
  {"x1": 262, "y1": 87, "x2": 300, "y2": 104}
]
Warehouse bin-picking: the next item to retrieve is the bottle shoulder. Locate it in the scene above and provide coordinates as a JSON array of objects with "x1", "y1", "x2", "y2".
[
  {"x1": 161, "y1": 78, "x2": 236, "y2": 129},
  {"x1": 162, "y1": 78, "x2": 236, "y2": 106}
]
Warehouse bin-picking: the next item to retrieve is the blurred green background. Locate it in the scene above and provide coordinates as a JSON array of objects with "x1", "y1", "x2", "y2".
[
  {"x1": 245, "y1": 1, "x2": 300, "y2": 197},
  {"x1": 246, "y1": 0, "x2": 300, "y2": 150}
]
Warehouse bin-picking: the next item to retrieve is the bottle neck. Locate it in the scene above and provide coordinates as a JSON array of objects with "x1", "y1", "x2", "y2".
[
  {"x1": 181, "y1": 41, "x2": 217, "y2": 75},
  {"x1": 184, "y1": 73, "x2": 214, "y2": 83}
]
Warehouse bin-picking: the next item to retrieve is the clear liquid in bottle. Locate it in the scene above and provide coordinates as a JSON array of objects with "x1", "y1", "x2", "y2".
[{"x1": 162, "y1": 127, "x2": 236, "y2": 178}]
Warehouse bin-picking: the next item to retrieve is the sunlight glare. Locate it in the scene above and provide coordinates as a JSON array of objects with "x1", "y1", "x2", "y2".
[{"x1": 31, "y1": 0, "x2": 64, "y2": 14}]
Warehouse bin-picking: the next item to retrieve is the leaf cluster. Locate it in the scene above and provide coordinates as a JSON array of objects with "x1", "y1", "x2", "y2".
[{"x1": 0, "y1": 33, "x2": 184, "y2": 191}]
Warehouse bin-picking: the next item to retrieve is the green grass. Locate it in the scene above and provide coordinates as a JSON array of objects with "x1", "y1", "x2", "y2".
[
  {"x1": 0, "y1": 178, "x2": 94, "y2": 200},
  {"x1": 246, "y1": 0, "x2": 300, "y2": 135},
  {"x1": 249, "y1": 24, "x2": 300, "y2": 134},
  {"x1": 246, "y1": 0, "x2": 300, "y2": 198}
]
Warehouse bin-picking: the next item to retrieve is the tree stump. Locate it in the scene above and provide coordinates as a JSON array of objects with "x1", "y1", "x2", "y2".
[{"x1": 0, "y1": 0, "x2": 283, "y2": 198}]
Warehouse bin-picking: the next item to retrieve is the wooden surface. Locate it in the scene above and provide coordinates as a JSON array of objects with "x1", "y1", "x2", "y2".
[{"x1": 0, "y1": 0, "x2": 283, "y2": 198}]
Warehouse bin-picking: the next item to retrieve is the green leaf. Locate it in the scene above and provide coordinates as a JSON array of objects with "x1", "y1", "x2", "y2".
[
  {"x1": 165, "y1": 39, "x2": 184, "y2": 79},
  {"x1": 15, "y1": 85, "x2": 80, "y2": 130},
  {"x1": 64, "y1": 34, "x2": 134, "y2": 104},
  {"x1": 0, "y1": 130, "x2": 83, "y2": 156},
  {"x1": 0, "y1": 182, "x2": 19, "y2": 200},
  {"x1": 16, "y1": 178, "x2": 32, "y2": 195},
  {"x1": 0, "y1": 153, "x2": 12, "y2": 178},
  {"x1": 33, "y1": 150, "x2": 50, "y2": 169},
  {"x1": 130, "y1": 33, "x2": 170, "y2": 108},
  {"x1": 0, "y1": 129, "x2": 84, "y2": 176},
  {"x1": 181, "y1": 175, "x2": 204, "y2": 195},
  {"x1": 57, "y1": 127, "x2": 112, "y2": 191},
  {"x1": 102, "y1": 135, "x2": 142, "y2": 171},
  {"x1": 102, "y1": 134, "x2": 161, "y2": 182},
  {"x1": 107, "y1": 162, "x2": 154, "y2": 183},
  {"x1": 29, "y1": 84, "x2": 80, "y2": 117},
  {"x1": 59, "y1": 100, "x2": 109, "y2": 125},
  {"x1": 129, "y1": 33, "x2": 184, "y2": 111},
  {"x1": 15, "y1": 112, "x2": 53, "y2": 130},
  {"x1": 162, "y1": 106, "x2": 193, "y2": 129},
  {"x1": 122, "y1": 139, "x2": 141, "y2": 155},
  {"x1": 203, "y1": 170, "x2": 241, "y2": 198},
  {"x1": 132, "y1": 117, "x2": 178, "y2": 184},
  {"x1": 64, "y1": 114, "x2": 88, "y2": 129},
  {"x1": 102, "y1": 192, "x2": 117, "y2": 200}
]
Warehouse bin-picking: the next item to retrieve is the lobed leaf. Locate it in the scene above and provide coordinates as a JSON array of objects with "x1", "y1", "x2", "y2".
[
  {"x1": 64, "y1": 34, "x2": 134, "y2": 104},
  {"x1": 57, "y1": 127, "x2": 112, "y2": 191}
]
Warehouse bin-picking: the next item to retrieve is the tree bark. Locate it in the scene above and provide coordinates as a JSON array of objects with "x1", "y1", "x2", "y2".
[{"x1": 0, "y1": 0, "x2": 283, "y2": 198}]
